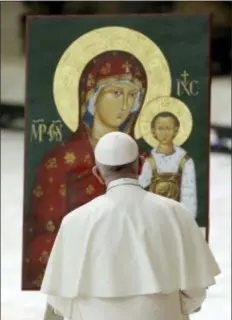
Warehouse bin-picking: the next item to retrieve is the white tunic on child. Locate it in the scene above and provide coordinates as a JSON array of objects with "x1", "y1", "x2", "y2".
[{"x1": 139, "y1": 145, "x2": 197, "y2": 217}]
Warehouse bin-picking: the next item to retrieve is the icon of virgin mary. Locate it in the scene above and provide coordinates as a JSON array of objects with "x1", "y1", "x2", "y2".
[{"x1": 22, "y1": 26, "x2": 171, "y2": 290}]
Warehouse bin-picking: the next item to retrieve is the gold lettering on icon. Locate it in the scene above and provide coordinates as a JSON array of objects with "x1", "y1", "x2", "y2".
[
  {"x1": 176, "y1": 70, "x2": 199, "y2": 96},
  {"x1": 31, "y1": 119, "x2": 63, "y2": 142}
]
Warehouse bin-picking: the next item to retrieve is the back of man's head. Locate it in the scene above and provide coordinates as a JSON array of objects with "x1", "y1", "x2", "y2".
[{"x1": 94, "y1": 132, "x2": 140, "y2": 184}]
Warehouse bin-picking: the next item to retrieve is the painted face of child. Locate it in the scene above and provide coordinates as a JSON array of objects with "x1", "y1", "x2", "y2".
[{"x1": 152, "y1": 116, "x2": 179, "y2": 144}]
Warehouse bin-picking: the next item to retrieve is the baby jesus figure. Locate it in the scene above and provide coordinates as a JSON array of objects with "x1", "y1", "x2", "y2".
[{"x1": 139, "y1": 111, "x2": 197, "y2": 218}]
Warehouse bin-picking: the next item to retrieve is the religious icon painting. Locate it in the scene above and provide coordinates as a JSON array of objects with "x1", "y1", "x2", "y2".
[{"x1": 22, "y1": 15, "x2": 211, "y2": 290}]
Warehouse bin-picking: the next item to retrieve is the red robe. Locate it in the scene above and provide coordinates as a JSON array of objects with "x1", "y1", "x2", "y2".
[{"x1": 22, "y1": 124, "x2": 105, "y2": 290}]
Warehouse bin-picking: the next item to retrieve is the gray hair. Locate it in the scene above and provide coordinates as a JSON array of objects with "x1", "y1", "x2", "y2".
[{"x1": 96, "y1": 159, "x2": 139, "y2": 177}]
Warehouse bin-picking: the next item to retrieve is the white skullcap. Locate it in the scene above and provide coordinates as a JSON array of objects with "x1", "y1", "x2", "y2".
[{"x1": 94, "y1": 132, "x2": 139, "y2": 166}]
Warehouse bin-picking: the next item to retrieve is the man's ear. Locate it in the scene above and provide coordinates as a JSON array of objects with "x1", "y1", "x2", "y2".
[
  {"x1": 138, "y1": 155, "x2": 145, "y2": 175},
  {"x1": 92, "y1": 166, "x2": 105, "y2": 185},
  {"x1": 139, "y1": 155, "x2": 145, "y2": 166}
]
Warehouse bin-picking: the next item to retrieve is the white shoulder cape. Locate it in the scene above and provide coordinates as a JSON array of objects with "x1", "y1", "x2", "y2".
[{"x1": 41, "y1": 191, "x2": 220, "y2": 302}]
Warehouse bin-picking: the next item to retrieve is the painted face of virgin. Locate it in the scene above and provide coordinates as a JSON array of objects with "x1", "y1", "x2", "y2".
[{"x1": 95, "y1": 82, "x2": 140, "y2": 128}]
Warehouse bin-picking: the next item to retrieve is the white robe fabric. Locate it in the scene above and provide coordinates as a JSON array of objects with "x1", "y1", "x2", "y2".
[
  {"x1": 48, "y1": 288, "x2": 206, "y2": 320},
  {"x1": 41, "y1": 178, "x2": 220, "y2": 320},
  {"x1": 71, "y1": 292, "x2": 190, "y2": 320},
  {"x1": 139, "y1": 145, "x2": 197, "y2": 218}
]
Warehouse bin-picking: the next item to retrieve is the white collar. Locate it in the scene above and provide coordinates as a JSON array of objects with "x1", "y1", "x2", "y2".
[
  {"x1": 107, "y1": 178, "x2": 141, "y2": 191},
  {"x1": 152, "y1": 144, "x2": 178, "y2": 155}
]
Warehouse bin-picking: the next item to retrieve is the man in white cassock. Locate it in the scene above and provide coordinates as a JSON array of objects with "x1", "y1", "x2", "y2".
[{"x1": 41, "y1": 132, "x2": 220, "y2": 320}]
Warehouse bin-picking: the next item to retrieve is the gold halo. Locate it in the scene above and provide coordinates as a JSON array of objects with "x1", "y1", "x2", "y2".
[
  {"x1": 138, "y1": 97, "x2": 193, "y2": 147},
  {"x1": 53, "y1": 26, "x2": 171, "y2": 132}
]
